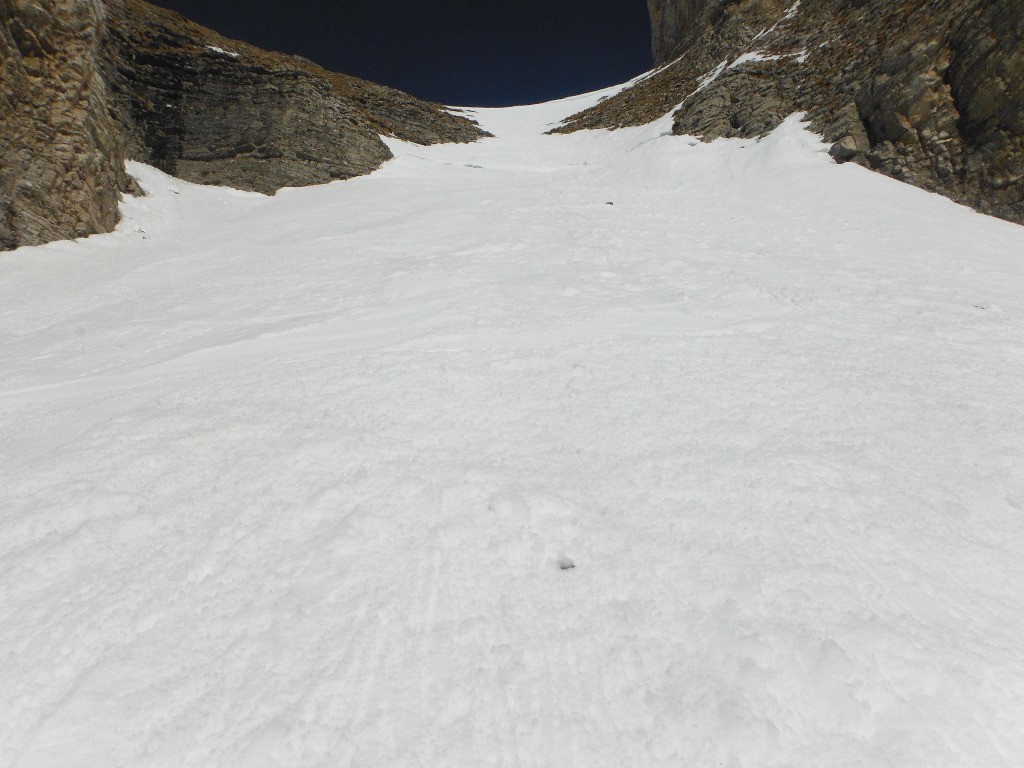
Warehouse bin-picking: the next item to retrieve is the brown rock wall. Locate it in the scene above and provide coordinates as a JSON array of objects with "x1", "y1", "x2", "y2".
[{"x1": 0, "y1": 0, "x2": 129, "y2": 250}]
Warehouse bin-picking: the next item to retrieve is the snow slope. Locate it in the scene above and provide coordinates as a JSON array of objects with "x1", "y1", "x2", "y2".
[{"x1": 2, "y1": 86, "x2": 1024, "y2": 767}]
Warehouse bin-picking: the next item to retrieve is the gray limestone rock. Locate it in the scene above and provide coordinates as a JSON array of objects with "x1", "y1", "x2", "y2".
[{"x1": 102, "y1": 0, "x2": 486, "y2": 195}]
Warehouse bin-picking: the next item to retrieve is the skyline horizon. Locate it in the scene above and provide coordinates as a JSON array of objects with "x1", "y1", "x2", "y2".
[{"x1": 148, "y1": 0, "x2": 654, "y2": 108}]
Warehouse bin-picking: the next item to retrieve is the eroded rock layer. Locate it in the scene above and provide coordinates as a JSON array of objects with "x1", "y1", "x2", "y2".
[{"x1": 562, "y1": 0, "x2": 1024, "y2": 226}]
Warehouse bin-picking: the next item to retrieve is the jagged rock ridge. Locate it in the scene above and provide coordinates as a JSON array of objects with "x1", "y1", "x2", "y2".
[
  {"x1": 561, "y1": 0, "x2": 1024, "y2": 226},
  {"x1": 1, "y1": 0, "x2": 487, "y2": 251}
]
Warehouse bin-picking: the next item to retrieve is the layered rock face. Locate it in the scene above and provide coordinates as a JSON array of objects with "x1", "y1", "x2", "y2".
[
  {"x1": 1, "y1": 0, "x2": 130, "y2": 250},
  {"x1": 1, "y1": 0, "x2": 486, "y2": 250},
  {"x1": 102, "y1": 0, "x2": 484, "y2": 194},
  {"x1": 563, "y1": 0, "x2": 1024, "y2": 226}
]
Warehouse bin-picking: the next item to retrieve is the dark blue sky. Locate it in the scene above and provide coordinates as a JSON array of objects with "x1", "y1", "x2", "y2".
[{"x1": 149, "y1": 0, "x2": 653, "y2": 107}]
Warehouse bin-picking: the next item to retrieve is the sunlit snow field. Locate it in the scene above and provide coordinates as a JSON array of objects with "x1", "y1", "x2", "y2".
[{"x1": 2, "y1": 85, "x2": 1024, "y2": 766}]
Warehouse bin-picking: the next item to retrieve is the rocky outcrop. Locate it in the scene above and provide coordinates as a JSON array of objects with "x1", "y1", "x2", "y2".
[
  {"x1": 560, "y1": 0, "x2": 1024, "y2": 226},
  {"x1": 1, "y1": 0, "x2": 486, "y2": 251},
  {"x1": 102, "y1": 0, "x2": 485, "y2": 194},
  {"x1": 1, "y1": 0, "x2": 130, "y2": 250}
]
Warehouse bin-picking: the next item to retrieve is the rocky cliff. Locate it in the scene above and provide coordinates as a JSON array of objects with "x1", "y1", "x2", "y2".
[
  {"x1": 102, "y1": 0, "x2": 485, "y2": 194},
  {"x1": 1, "y1": 0, "x2": 486, "y2": 250},
  {"x1": 1, "y1": 0, "x2": 130, "y2": 250},
  {"x1": 563, "y1": 0, "x2": 1024, "y2": 226}
]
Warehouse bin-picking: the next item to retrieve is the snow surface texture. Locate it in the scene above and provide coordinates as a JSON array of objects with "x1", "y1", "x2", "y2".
[{"x1": 2, "y1": 84, "x2": 1024, "y2": 767}]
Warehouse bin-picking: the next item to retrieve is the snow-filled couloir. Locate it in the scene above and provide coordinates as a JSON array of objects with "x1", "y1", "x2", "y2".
[{"x1": 2, "y1": 84, "x2": 1024, "y2": 767}]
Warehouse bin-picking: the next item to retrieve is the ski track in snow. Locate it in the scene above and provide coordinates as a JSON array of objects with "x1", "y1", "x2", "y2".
[{"x1": 2, "y1": 84, "x2": 1024, "y2": 767}]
